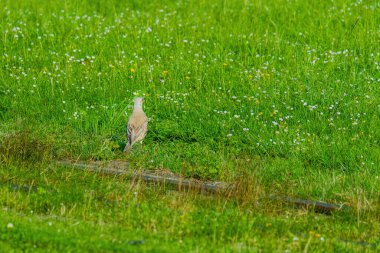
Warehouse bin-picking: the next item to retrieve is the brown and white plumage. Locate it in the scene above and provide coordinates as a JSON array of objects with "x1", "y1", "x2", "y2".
[{"x1": 124, "y1": 97, "x2": 148, "y2": 152}]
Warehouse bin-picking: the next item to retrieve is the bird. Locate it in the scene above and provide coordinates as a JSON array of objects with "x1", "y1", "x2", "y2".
[{"x1": 124, "y1": 97, "x2": 148, "y2": 152}]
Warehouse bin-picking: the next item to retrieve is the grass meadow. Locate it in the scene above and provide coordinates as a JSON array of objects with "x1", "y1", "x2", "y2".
[{"x1": 0, "y1": 0, "x2": 379, "y2": 251}]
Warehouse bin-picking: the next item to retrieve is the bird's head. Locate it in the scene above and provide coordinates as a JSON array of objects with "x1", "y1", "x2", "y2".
[{"x1": 133, "y1": 97, "x2": 144, "y2": 108}]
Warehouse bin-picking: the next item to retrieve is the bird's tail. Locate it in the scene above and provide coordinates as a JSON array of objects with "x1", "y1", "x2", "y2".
[{"x1": 123, "y1": 143, "x2": 132, "y2": 152}]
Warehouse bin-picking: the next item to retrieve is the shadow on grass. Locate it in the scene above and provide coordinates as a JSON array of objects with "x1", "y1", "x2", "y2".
[{"x1": 0, "y1": 131, "x2": 52, "y2": 164}]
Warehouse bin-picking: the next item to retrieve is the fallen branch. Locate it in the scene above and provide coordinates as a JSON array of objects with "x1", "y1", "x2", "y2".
[
  {"x1": 57, "y1": 160, "x2": 350, "y2": 214},
  {"x1": 58, "y1": 160, "x2": 231, "y2": 193}
]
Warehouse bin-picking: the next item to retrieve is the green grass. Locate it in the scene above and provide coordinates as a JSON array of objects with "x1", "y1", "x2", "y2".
[
  {"x1": 0, "y1": 0, "x2": 379, "y2": 251},
  {"x1": 0, "y1": 163, "x2": 379, "y2": 252}
]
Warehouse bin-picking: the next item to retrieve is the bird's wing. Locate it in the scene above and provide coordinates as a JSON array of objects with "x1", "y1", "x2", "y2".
[{"x1": 127, "y1": 116, "x2": 148, "y2": 145}]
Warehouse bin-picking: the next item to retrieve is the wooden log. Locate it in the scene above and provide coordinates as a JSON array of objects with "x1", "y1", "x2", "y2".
[
  {"x1": 58, "y1": 160, "x2": 231, "y2": 193},
  {"x1": 57, "y1": 160, "x2": 350, "y2": 214},
  {"x1": 267, "y1": 195, "x2": 349, "y2": 214}
]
